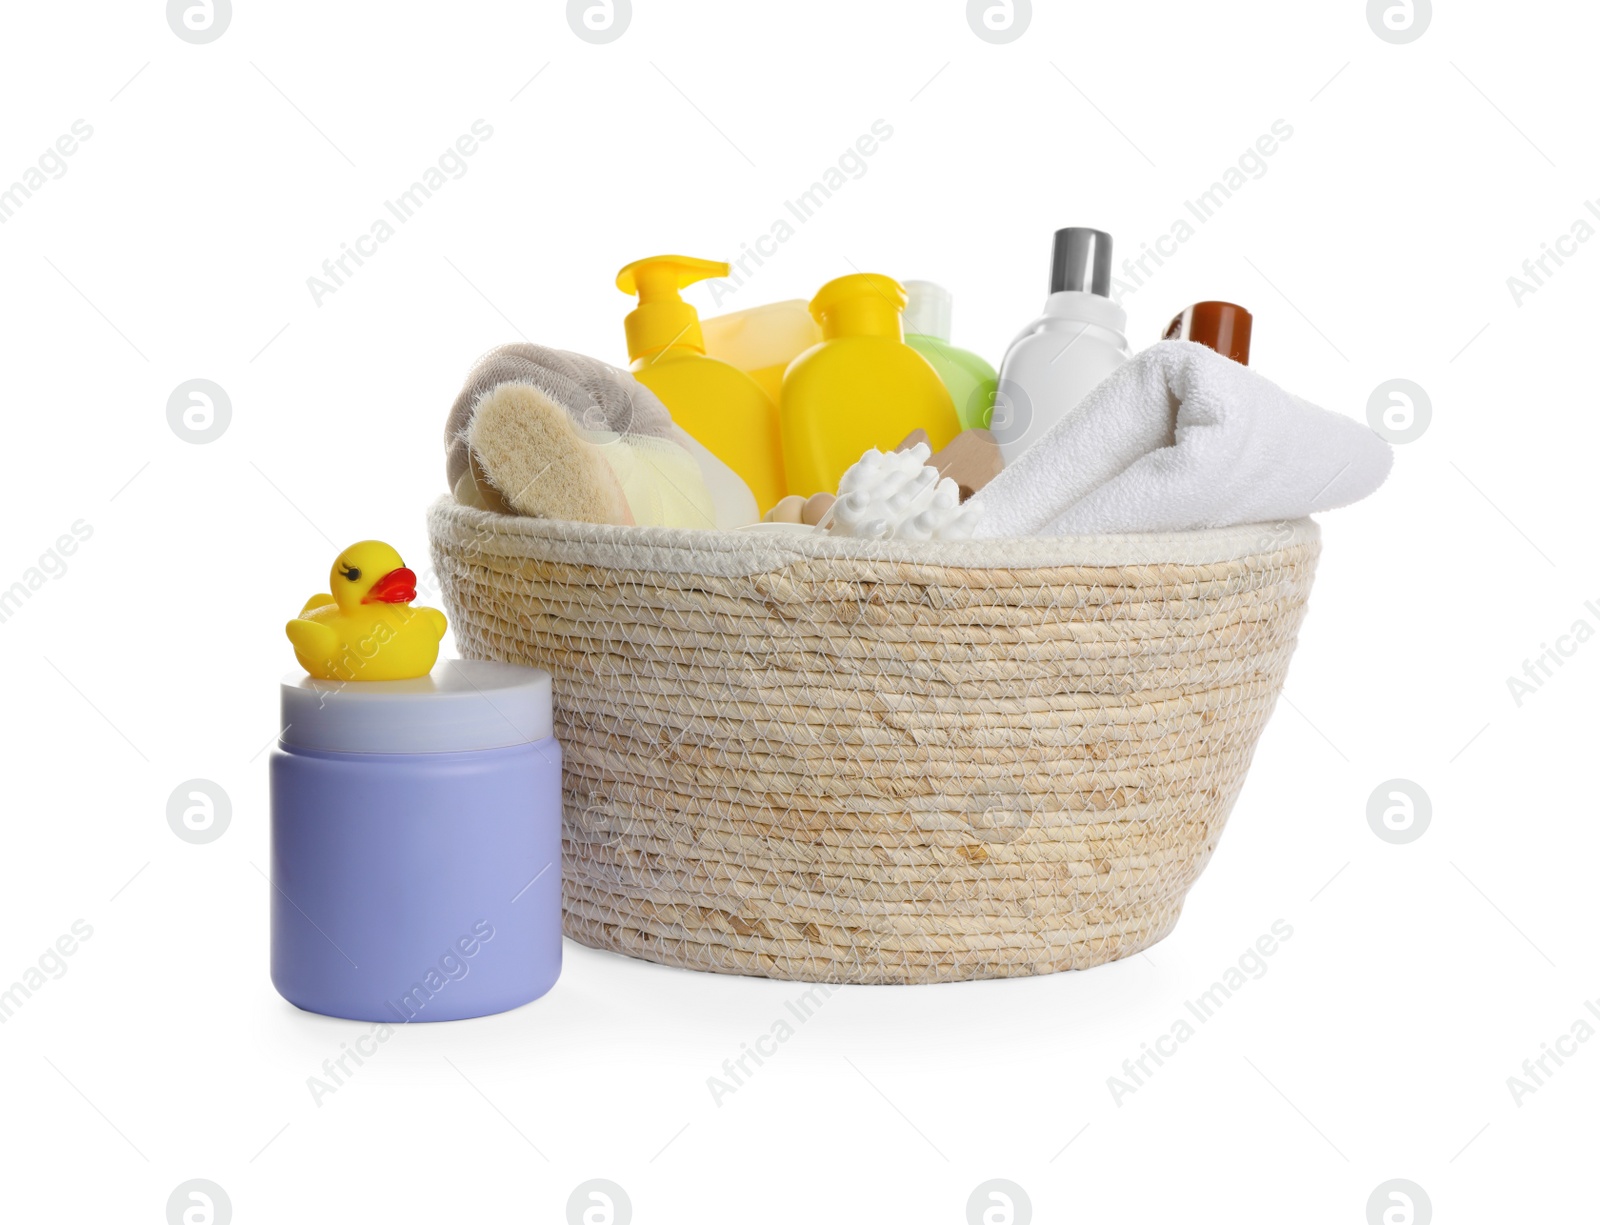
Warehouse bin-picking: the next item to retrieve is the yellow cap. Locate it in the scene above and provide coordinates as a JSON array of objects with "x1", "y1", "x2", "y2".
[
  {"x1": 616, "y1": 255, "x2": 729, "y2": 360},
  {"x1": 808, "y1": 273, "x2": 908, "y2": 341}
]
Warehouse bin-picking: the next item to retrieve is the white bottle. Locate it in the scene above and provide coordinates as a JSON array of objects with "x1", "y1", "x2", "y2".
[{"x1": 993, "y1": 228, "x2": 1131, "y2": 464}]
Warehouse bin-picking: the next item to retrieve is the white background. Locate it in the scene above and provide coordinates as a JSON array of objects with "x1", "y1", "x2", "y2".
[{"x1": 2, "y1": 1, "x2": 1594, "y2": 1221}]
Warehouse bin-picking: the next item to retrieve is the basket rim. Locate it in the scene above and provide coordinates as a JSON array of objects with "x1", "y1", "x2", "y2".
[{"x1": 428, "y1": 496, "x2": 1319, "y2": 574}]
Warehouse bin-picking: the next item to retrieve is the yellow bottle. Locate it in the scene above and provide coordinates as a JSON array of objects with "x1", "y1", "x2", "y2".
[
  {"x1": 616, "y1": 255, "x2": 787, "y2": 513},
  {"x1": 780, "y1": 273, "x2": 960, "y2": 497},
  {"x1": 701, "y1": 299, "x2": 822, "y2": 407}
]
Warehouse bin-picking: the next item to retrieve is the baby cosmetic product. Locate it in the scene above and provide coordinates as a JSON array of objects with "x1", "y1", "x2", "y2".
[
  {"x1": 780, "y1": 273, "x2": 960, "y2": 498},
  {"x1": 1163, "y1": 301, "x2": 1253, "y2": 365},
  {"x1": 617, "y1": 255, "x2": 788, "y2": 513},
  {"x1": 993, "y1": 228, "x2": 1131, "y2": 464},
  {"x1": 901, "y1": 281, "x2": 999, "y2": 431},
  {"x1": 271, "y1": 543, "x2": 562, "y2": 1023},
  {"x1": 700, "y1": 299, "x2": 823, "y2": 408}
]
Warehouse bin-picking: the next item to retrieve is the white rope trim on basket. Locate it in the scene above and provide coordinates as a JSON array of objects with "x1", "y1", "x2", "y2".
[{"x1": 428, "y1": 496, "x2": 1320, "y2": 577}]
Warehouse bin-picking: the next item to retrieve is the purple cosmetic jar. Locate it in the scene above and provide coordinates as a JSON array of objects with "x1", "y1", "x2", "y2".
[{"x1": 270, "y1": 660, "x2": 562, "y2": 1022}]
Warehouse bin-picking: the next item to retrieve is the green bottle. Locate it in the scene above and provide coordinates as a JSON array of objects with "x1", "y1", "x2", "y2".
[{"x1": 902, "y1": 280, "x2": 999, "y2": 431}]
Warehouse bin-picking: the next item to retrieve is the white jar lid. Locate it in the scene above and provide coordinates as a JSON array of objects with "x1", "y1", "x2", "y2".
[{"x1": 280, "y1": 659, "x2": 554, "y2": 754}]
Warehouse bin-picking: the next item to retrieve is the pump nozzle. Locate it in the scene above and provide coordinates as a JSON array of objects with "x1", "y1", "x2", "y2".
[{"x1": 616, "y1": 255, "x2": 730, "y2": 360}]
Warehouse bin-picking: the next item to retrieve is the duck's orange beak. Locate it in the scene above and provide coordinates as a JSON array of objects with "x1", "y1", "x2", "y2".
[{"x1": 362, "y1": 567, "x2": 417, "y2": 604}]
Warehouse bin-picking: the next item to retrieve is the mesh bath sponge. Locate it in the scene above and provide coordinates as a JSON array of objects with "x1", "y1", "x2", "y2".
[
  {"x1": 445, "y1": 343, "x2": 716, "y2": 528},
  {"x1": 444, "y1": 343, "x2": 676, "y2": 493}
]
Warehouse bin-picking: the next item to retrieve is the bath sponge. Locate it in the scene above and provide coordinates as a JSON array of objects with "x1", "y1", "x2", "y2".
[
  {"x1": 830, "y1": 443, "x2": 980, "y2": 541},
  {"x1": 447, "y1": 343, "x2": 726, "y2": 528},
  {"x1": 445, "y1": 343, "x2": 676, "y2": 494}
]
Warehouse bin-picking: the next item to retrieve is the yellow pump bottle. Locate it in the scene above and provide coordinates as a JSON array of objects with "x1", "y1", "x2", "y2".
[
  {"x1": 616, "y1": 255, "x2": 787, "y2": 513},
  {"x1": 780, "y1": 273, "x2": 960, "y2": 497}
]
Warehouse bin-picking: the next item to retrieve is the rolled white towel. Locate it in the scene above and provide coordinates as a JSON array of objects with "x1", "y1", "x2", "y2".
[{"x1": 972, "y1": 340, "x2": 1393, "y2": 537}]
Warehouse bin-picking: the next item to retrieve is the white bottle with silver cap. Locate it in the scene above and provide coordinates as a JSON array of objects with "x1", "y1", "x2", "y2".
[{"x1": 993, "y1": 228, "x2": 1131, "y2": 464}]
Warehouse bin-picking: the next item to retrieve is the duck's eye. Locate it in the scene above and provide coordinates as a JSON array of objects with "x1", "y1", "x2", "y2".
[{"x1": 340, "y1": 565, "x2": 361, "y2": 582}]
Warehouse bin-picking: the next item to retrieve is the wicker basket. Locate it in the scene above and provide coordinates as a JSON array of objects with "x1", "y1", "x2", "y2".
[{"x1": 428, "y1": 498, "x2": 1319, "y2": 985}]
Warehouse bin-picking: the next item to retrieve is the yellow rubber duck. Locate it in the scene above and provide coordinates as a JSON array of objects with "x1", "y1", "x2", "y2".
[{"x1": 286, "y1": 541, "x2": 448, "y2": 681}]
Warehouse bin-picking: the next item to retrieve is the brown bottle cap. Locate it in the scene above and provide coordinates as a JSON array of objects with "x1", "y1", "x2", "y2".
[{"x1": 1163, "y1": 301, "x2": 1252, "y2": 365}]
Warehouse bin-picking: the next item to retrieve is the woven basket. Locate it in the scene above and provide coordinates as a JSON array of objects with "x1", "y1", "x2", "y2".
[{"x1": 428, "y1": 498, "x2": 1319, "y2": 985}]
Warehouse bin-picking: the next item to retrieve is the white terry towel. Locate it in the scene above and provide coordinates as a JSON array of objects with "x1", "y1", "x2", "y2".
[{"x1": 971, "y1": 340, "x2": 1393, "y2": 537}]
